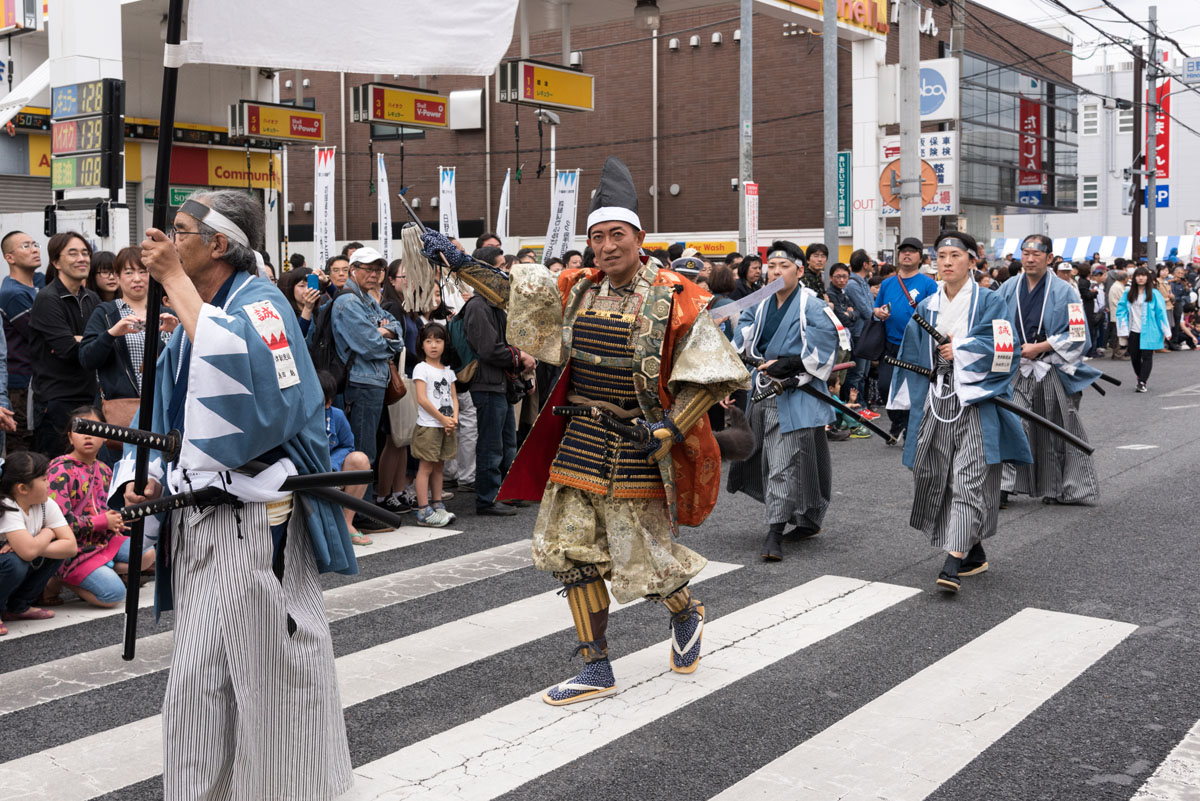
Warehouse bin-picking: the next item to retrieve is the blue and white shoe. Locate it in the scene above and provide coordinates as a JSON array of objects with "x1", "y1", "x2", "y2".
[
  {"x1": 433, "y1": 501, "x2": 456, "y2": 524},
  {"x1": 669, "y1": 600, "x2": 705, "y2": 674},
  {"x1": 541, "y1": 658, "x2": 617, "y2": 706}
]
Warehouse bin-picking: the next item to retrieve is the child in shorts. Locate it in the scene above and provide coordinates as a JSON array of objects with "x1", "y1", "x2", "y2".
[{"x1": 411, "y1": 322, "x2": 458, "y2": 528}]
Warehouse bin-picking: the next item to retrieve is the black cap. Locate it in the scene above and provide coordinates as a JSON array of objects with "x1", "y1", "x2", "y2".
[{"x1": 898, "y1": 237, "x2": 924, "y2": 252}]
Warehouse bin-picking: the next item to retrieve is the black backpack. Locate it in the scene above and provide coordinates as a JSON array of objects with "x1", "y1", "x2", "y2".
[{"x1": 309, "y1": 292, "x2": 357, "y2": 393}]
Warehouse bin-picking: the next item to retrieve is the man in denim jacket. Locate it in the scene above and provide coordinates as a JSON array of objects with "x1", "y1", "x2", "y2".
[{"x1": 332, "y1": 247, "x2": 403, "y2": 466}]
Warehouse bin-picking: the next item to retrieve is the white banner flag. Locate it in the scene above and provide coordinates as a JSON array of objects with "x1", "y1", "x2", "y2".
[
  {"x1": 744, "y1": 181, "x2": 759, "y2": 256},
  {"x1": 496, "y1": 169, "x2": 511, "y2": 242},
  {"x1": 543, "y1": 169, "x2": 581, "y2": 262},
  {"x1": 376, "y1": 153, "x2": 392, "y2": 263},
  {"x1": 314, "y1": 146, "x2": 336, "y2": 267},
  {"x1": 439, "y1": 166, "x2": 459, "y2": 239},
  {"x1": 181, "y1": 1, "x2": 519, "y2": 76}
]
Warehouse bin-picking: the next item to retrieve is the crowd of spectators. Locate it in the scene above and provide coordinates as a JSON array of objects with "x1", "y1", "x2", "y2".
[{"x1": 2, "y1": 221, "x2": 1198, "y2": 633}]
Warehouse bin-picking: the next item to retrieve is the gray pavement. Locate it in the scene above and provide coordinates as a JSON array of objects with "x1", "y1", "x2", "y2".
[{"x1": 2, "y1": 350, "x2": 1198, "y2": 800}]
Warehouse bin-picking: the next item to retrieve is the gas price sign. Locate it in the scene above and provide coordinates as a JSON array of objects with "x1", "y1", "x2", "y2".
[
  {"x1": 49, "y1": 78, "x2": 124, "y2": 192},
  {"x1": 51, "y1": 117, "x2": 112, "y2": 156}
]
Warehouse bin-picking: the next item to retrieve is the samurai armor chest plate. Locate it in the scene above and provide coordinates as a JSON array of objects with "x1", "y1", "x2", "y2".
[{"x1": 550, "y1": 289, "x2": 665, "y2": 498}]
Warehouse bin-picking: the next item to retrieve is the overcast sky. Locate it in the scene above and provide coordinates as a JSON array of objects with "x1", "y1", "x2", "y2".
[{"x1": 983, "y1": 0, "x2": 1199, "y2": 73}]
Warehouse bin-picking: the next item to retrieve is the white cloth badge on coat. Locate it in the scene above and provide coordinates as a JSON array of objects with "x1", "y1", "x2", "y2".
[
  {"x1": 1067, "y1": 302, "x2": 1087, "y2": 342},
  {"x1": 992, "y1": 318, "x2": 1015, "y2": 373},
  {"x1": 823, "y1": 306, "x2": 851, "y2": 350},
  {"x1": 243, "y1": 300, "x2": 301, "y2": 389}
]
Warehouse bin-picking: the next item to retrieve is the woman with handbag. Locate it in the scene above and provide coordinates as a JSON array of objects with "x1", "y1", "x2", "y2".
[
  {"x1": 372, "y1": 260, "x2": 422, "y2": 516},
  {"x1": 78, "y1": 246, "x2": 179, "y2": 458}
]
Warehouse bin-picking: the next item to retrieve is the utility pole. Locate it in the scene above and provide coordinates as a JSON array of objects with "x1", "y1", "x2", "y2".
[
  {"x1": 738, "y1": 0, "x2": 753, "y2": 252},
  {"x1": 822, "y1": 0, "x2": 838, "y2": 258},
  {"x1": 1131, "y1": 44, "x2": 1142, "y2": 258},
  {"x1": 1145, "y1": 6, "x2": 1158, "y2": 269},
  {"x1": 898, "y1": 0, "x2": 921, "y2": 241}
]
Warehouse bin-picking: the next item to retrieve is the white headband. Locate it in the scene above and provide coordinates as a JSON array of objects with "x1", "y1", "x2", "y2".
[
  {"x1": 587, "y1": 206, "x2": 642, "y2": 233},
  {"x1": 180, "y1": 199, "x2": 250, "y2": 249}
]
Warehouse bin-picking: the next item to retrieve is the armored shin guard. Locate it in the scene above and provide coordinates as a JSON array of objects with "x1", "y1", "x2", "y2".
[
  {"x1": 662, "y1": 584, "x2": 705, "y2": 674},
  {"x1": 543, "y1": 565, "x2": 616, "y2": 706}
]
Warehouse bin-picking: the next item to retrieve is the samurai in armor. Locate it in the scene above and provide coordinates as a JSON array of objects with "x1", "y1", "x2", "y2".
[
  {"x1": 994, "y1": 235, "x2": 1101, "y2": 506},
  {"x1": 420, "y1": 158, "x2": 748, "y2": 705},
  {"x1": 727, "y1": 240, "x2": 845, "y2": 562},
  {"x1": 886, "y1": 231, "x2": 1032, "y2": 593}
]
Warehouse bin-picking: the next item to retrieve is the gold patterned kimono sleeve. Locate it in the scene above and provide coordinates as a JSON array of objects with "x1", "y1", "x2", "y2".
[{"x1": 667, "y1": 311, "x2": 751, "y2": 401}]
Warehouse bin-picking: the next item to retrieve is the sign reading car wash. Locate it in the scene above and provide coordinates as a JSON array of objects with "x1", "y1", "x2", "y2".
[
  {"x1": 497, "y1": 60, "x2": 594, "y2": 113},
  {"x1": 229, "y1": 100, "x2": 324, "y2": 144},
  {"x1": 351, "y1": 83, "x2": 448, "y2": 129}
]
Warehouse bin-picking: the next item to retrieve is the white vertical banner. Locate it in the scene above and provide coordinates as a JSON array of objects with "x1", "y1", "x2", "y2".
[
  {"x1": 543, "y1": 169, "x2": 581, "y2": 262},
  {"x1": 313, "y1": 146, "x2": 337, "y2": 267},
  {"x1": 376, "y1": 153, "x2": 392, "y2": 263},
  {"x1": 496, "y1": 168, "x2": 511, "y2": 242},
  {"x1": 744, "y1": 181, "x2": 759, "y2": 255},
  {"x1": 438, "y1": 166, "x2": 459, "y2": 238}
]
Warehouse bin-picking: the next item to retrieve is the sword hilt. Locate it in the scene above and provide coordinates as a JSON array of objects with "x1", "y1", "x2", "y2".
[
  {"x1": 71, "y1": 417, "x2": 182, "y2": 461},
  {"x1": 883, "y1": 355, "x2": 936, "y2": 380},
  {"x1": 909, "y1": 310, "x2": 948, "y2": 346},
  {"x1": 121, "y1": 487, "x2": 226, "y2": 521}
]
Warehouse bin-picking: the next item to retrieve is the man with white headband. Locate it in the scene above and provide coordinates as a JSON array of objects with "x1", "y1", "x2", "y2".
[
  {"x1": 887, "y1": 230, "x2": 1031, "y2": 593},
  {"x1": 995, "y1": 234, "x2": 1101, "y2": 508},
  {"x1": 420, "y1": 156, "x2": 748, "y2": 705},
  {"x1": 727, "y1": 239, "x2": 843, "y2": 562},
  {"x1": 123, "y1": 189, "x2": 356, "y2": 800}
]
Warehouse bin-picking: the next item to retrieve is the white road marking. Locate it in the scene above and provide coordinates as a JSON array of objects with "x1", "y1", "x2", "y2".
[
  {"x1": 1162, "y1": 383, "x2": 1200, "y2": 397},
  {"x1": 1131, "y1": 717, "x2": 1200, "y2": 800},
  {"x1": 708, "y1": 608, "x2": 1136, "y2": 801},
  {"x1": 0, "y1": 561, "x2": 741, "y2": 801},
  {"x1": 1117, "y1": 444, "x2": 1160, "y2": 450},
  {"x1": 350, "y1": 575, "x2": 920, "y2": 800},
  {"x1": 1160, "y1": 404, "x2": 1200, "y2": 410}
]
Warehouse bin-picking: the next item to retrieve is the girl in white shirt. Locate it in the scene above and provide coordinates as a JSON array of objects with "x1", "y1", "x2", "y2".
[{"x1": 0, "y1": 451, "x2": 77, "y2": 635}]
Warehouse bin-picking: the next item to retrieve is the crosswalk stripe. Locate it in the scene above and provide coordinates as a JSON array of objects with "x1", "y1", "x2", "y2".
[
  {"x1": 1131, "y1": 717, "x2": 1200, "y2": 800},
  {"x1": 0, "y1": 560, "x2": 740, "y2": 801},
  {"x1": 0, "y1": 525, "x2": 458, "y2": 643},
  {"x1": 349, "y1": 575, "x2": 920, "y2": 801},
  {"x1": 708, "y1": 607, "x2": 1137, "y2": 801},
  {"x1": 0, "y1": 537, "x2": 523, "y2": 716}
]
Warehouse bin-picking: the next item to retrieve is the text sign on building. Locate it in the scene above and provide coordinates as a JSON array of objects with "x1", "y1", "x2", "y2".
[
  {"x1": 918, "y1": 58, "x2": 959, "y2": 123},
  {"x1": 1018, "y1": 94, "x2": 1043, "y2": 206},
  {"x1": 1147, "y1": 79, "x2": 1170, "y2": 180},
  {"x1": 230, "y1": 100, "x2": 324, "y2": 144},
  {"x1": 497, "y1": 60, "x2": 595, "y2": 112},
  {"x1": 878, "y1": 133, "x2": 957, "y2": 217},
  {"x1": 785, "y1": 0, "x2": 890, "y2": 40},
  {"x1": 352, "y1": 83, "x2": 448, "y2": 129},
  {"x1": 1182, "y1": 57, "x2": 1200, "y2": 85},
  {"x1": 837, "y1": 150, "x2": 851, "y2": 236}
]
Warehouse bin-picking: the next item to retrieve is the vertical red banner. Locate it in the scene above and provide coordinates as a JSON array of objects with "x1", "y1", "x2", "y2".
[
  {"x1": 1146, "y1": 78, "x2": 1170, "y2": 179},
  {"x1": 1018, "y1": 96, "x2": 1042, "y2": 189}
]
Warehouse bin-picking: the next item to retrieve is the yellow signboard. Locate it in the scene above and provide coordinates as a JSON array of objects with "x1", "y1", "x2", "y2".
[
  {"x1": 499, "y1": 60, "x2": 594, "y2": 113},
  {"x1": 29, "y1": 135, "x2": 141, "y2": 181},
  {"x1": 685, "y1": 240, "x2": 739, "y2": 257},
  {"x1": 358, "y1": 84, "x2": 449, "y2": 129},
  {"x1": 768, "y1": 0, "x2": 890, "y2": 40},
  {"x1": 239, "y1": 101, "x2": 325, "y2": 143}
]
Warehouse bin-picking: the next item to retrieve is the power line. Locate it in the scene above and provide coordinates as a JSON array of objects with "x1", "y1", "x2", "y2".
[{"x1": 1095, "y1": 0, "x2": 1190, "y2": 58}]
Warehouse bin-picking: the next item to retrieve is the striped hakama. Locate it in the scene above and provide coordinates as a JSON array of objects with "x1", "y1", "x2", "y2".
[
  {"x1": 162, "y1": 501, "x2": 352, "y2": 801},
  {"x1": 909, "y1": 363, "x2": 1001, "y2": 553},
  {"x1": 730, "y1": 395, "x2": 832, "y2": 531},
  {"x1": 1001, "y1": 369, "x2": 1098, "y2": 503}
]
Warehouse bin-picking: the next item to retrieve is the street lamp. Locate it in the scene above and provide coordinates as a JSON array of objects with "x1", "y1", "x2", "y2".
[
  {"x1": 535, "y1": 109, "x2": 562, "y2": 205},
  {"x1": 634, "y1": 0, "x2": 661, "y2": 32}
]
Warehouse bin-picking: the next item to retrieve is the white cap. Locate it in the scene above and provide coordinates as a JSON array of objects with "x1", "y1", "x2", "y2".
[{"x1": 349, "y1": 246, "x2": 386, "y2": 265}]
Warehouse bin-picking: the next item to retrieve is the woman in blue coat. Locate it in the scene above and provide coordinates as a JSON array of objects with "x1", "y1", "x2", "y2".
[{"x1": 1115, "y1": 265, "x2": 1172, "y2": 392}]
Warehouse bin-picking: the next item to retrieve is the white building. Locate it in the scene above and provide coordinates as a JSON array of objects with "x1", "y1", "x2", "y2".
[{"x1": 999, "y1": 55, "x2": 1200, "y2": 264}]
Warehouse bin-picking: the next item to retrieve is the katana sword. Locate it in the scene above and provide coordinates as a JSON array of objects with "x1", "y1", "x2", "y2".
[
  {"x1": 882, "y1": 355, "x2": 1094, "y2": 455},
  {"x1": 748, "y1": 367, "x2": 897, "y2": 445},
  {"x1": 72, "y1": 417, "x2": 405, "y2": 528},
  {"x1": 709, "y1": 277, "x2": 786, "y2": 324}
]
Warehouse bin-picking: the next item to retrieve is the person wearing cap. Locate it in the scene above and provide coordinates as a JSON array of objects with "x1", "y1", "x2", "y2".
[
  {"x1": 887, "y1": 230, "x2": 1030, "y2": 594},
  {"x1": 420, "y1": 156, "x2": 748, "y2": 704},
  {"x1": 332, "y1": 246, "x2": 404, "y2": 471},
  {"x1": 1055, "y1": 260, "x2": 1083, "y2": 298},
  {"x1": 873, "y1": 237, "x2": 938, "y2": 442},
  {"x1": 727, "y1": 240, "x2": 844, "y2": 561},
  {"x1": 126, "y1": 189, "x2": 357, "y2": 800},
  {"x1": 995, "y1": 235, "x2": 1101, "y2": 508}
]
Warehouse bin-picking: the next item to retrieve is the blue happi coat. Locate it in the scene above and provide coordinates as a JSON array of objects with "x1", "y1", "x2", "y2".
[
  {"x1": 734, "y1": 286, "x2": 840, "y2": 432},
  {"x1": 887, "y1": 281, "x2": 1032, "y2": 470},
  {"x1": 112, "y1": 271, "x2": 357, "y2": 614},
  {"x1": 995, "y1": 272, "x2": 1102, "y2": 396}
]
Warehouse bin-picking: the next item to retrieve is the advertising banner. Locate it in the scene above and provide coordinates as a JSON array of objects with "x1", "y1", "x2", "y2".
[
  {"x1": 1148, "y1": 78, "x2": 1170, "y2": 180},
  {"x1": 376, "y1": 153, "x2": 392, "y2": 263},
  {"x1": 744, "y1": 182, "x2": 759, "y2": 255},
  {"x1": 496, "y1": 168, "x2": 511, "y2": 241},
  {"x1": 314, "y1": 147, "x2": 336, "y2": 267},
  {"x1": 878, "y1": 133, "x2": 957, "y2": 217},
  {"x1": 438, "y1": 166, "x2": 459, "y2": 238},
  {"x1": 1018, "y1": 94, "x2": 1043, "y2": 206},
  {"x1": 543, "y1": 169, "x2": 581, "y2": 262}
]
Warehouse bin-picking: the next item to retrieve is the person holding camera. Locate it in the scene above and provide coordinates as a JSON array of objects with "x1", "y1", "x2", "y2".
[{"x1": 78, "y1": 246, "x2": 179, "y2": 415}]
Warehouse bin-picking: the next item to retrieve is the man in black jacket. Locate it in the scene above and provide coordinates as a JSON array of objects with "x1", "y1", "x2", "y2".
[
  {"x1": 463, "y1": 245, "x2": 534, "y2": 515},
  {"x1": 30, "y1": 232, "x2": 99, "y2": 456}
]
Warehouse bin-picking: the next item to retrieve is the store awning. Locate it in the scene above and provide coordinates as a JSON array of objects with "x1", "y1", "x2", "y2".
[
  {"x1": 992, "y1": 235, "x2": 1197, "y2": 264},
  {"x1": 0, "y1": 60, "x2": 49, "y2": 128}
]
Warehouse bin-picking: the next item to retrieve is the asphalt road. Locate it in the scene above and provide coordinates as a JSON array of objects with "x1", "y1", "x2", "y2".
[{"x1": 2, "y1": 350, "x2": 1198, "y2": 801}]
